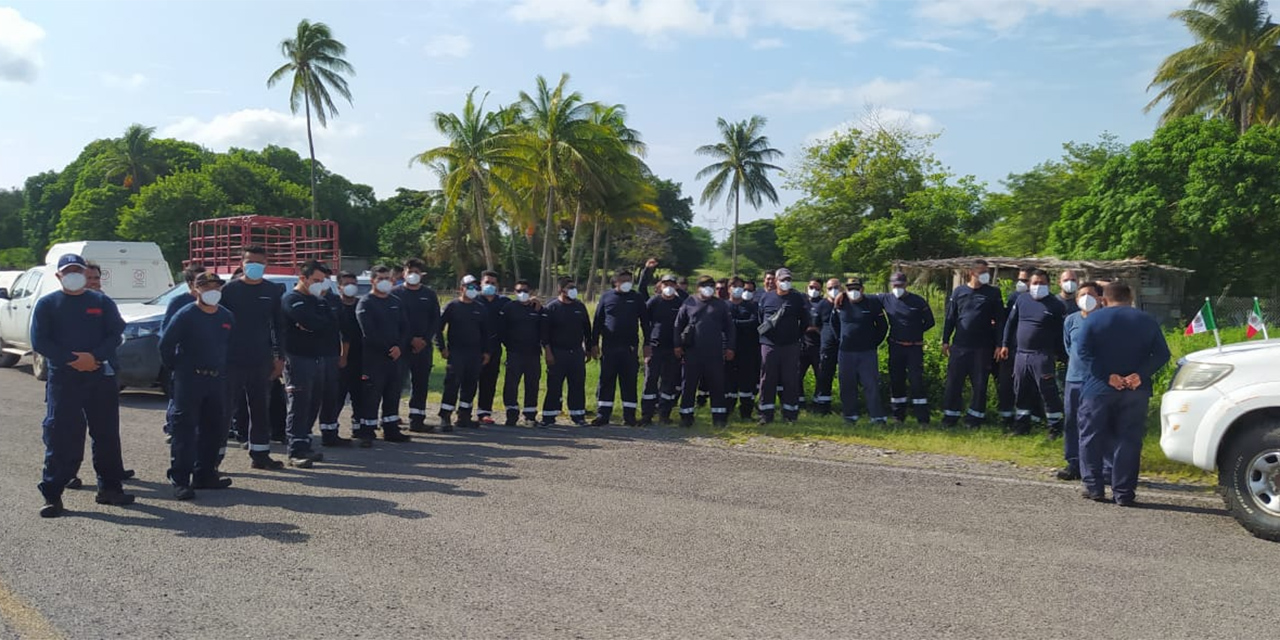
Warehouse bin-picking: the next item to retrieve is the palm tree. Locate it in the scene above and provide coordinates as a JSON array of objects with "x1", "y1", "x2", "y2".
[
  {"x1": 516, "y1": 73, "x2": 606, "y2": 294},
  {"x1": 414, "y1": 88, "x2": 528, "y2": 271},
  {"x1": 1147, "y1": 0, "x2": 1280, "y2": 133},
  {"x1": 695, "y1": 116, "x2": 783, "y2": 275},
  {"x1": 267, "y1": 19, "x2": 355, "y2": 219},
  {"x1": 566, "y1": 103, "x2": 648, "y2": 284},
  {"x1": 104, "y1": 124, "x2": 165, "y2": 192}
]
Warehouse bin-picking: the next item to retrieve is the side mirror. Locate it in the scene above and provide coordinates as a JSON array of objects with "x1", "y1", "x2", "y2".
[{"x1": 0, "y1": 288, "x2": 9, "y2": 300}]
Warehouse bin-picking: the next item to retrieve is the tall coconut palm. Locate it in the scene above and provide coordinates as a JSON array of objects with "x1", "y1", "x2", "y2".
[
  {"x1": 104, "y1": 123, "x2": 166, "y2": 192},
  {"x1": 1147, "y1": 0, "x2": 1280, "y2": 132},
  {"x1": 414, "y1": 88, "x2": 528, "y2": 271},
  {"x1": 566, "y1": 103, "x2": 648, "y2": 284},
  {"x1": 267, "y1": 19, "x2": 355, "y2": 219},
  {"x1": 695, "y1": 116, "x2": 783, "y2": 276},
  {"x1": 516, "y1": 73, "x2": 605, "y2": 294}
]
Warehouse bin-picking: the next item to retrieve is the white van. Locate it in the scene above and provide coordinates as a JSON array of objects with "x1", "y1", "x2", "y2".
[{"x1": 0, "y1": 241, "x2": 173, "y2": 379}]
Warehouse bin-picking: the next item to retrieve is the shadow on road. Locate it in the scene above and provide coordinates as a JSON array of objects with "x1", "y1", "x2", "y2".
[
  {"x1": 73, "y1": 501, "x2": 312, "y2": 544},
  {"x1": 1131, "y1": 501, "x2": 1229, "y2": 517}
]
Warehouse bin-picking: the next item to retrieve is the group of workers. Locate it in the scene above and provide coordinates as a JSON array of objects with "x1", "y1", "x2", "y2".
[{"x1": 30, "y1": 250, "x2": 1169, "y2": 518}]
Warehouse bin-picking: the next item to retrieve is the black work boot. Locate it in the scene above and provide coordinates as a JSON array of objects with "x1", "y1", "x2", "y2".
[
  {"x1": 321, "y1": 432, "x2": 352, "y2": 447},
  {"x1": 622, "y1": 409, "x2": 638, "y2": 427},
  {"x1": 408, "y1": 415, "x2": 429, "y2": 433},
  {"x1": 739, "y1": 400, "x2": 754, "y2": 421},
  {"x1": 680, "y1": 414, "x2": 695, "y2": 428},
  {"x1": 383, "y1": 427, "x2": 412, "y2": 443},
  {"x1": 505, "y1": 410, "x2": 520, "y2": 427},
  {"x1": 459, "y1": 410, "x2": 478, "y2": 429}
]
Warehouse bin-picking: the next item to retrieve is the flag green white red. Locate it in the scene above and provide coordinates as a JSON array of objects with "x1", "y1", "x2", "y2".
[
  {"x1": 1247, "y1": 298, "x2": 1267, "y2": 339},
  {"x1": 1186, "y1": 299, "x2": 1217, "y2": 336}
]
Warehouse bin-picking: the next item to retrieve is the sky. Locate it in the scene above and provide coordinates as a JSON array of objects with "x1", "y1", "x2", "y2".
[{"x1": 0, "y1": 0, "x2": 1193, "y2": 237}]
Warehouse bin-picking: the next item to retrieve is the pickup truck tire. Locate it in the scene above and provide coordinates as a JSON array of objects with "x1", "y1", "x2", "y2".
[
  {"x1": 32, "y1": 352, "x2": 48, "y2": 381},
  {"x1": 1221, "y1": 421, "x2": 1280, "y2": 542},
  {"x1": 0, "y1": 352, "x2": 17, "y2": 368}
]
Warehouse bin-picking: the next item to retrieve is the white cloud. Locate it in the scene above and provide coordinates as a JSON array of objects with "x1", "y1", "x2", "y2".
[
  {"x1": 753, "y1": 69, "x2": 993, "y2": 112},
  {"x1": 507, "y1": 0, "x2": 868, "y2": 48},
  {"x1": 914, "y1": 0, "x2": 1185, "y2": 33},
  {"x1": 751, "y1": 37, "x2": 785, "y2": 50},
  {"x1": 101, "y1": 72, "x2": 148, "y2": 90},
  {"x1": 423, "y1": 34, "x2": 473, "y2": 58},
  {"x1": 160, "y1": 108, "x2": 362, "y2": 151},
  {"x1": 807, "y1": 108, "x2": 942, "y2": 143},
  {"x1": 891, "y1": 39, "x2": 954, "y2": 53},
  {"x1": 0, "y1": 8, "x2": 45, "y2": 83}
]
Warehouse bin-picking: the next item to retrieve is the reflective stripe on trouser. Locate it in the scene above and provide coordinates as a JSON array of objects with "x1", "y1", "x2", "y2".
[
  {"x1": 888, "y1": 342, "x2": 929, "y2": 421},
  {"x1": 39, "y1": 370, "x2": 127, "y2": 499},
  {"x1": 642, "y1": 348, "x2": 681, "y2": 418},
  {"x1": 320, "y1": 354, "x2": 362, "y2": 432},
  {"x1": 994, "y1": 351, "x2": 1016, "y2": 420},
  {"x1": 680, "y1": 349, "x2": 726, "y2": 420},
  {"x1": 759, "y1": 342, "x2": 802, "y2": 420},
  {"x1": 440, "y1": 350, "x2": 484, "y2": 420},
  {"x1": 942, "y1": 345, "x2": 991, "y2": 424},
  {"x1": 596, "y1": 345, "x2": 639, "y2": 419},
  {"x1": 838, "y1": 349, "x2": 885, "y2": 420},
  {"x1": 503, "y1": 349, "x2": 542, "y2": 419},
  {"x1": 359, "y1": 356, "x2": 403, "y2": 434},
  {"x1": 724, "y1": 345, "x2": 760, "y2": 414},
  {"x1": 169, "y1": 370, "x2": 228, "y2": 486},
  {"x1": 814, "y1": 346, "x2": 838, "y2": 407},
  {"x1": 1079, "y1": 390, "x2": 1149, "y2": 501},
  {"x1": 1012, "y1": 351, "x2": 1065, "y2": 432},
  {"x1": 542, "y1": 348, "x2": 587, "y2": 420},
  {"x1": 477, "y1": 343, "x2": 502, "y2": 417},
  {"x1": 284, "y1": 355, "x2": 336, "y2": 456},
  {"x1": 401, "y1": 346, "x2": 434, "y2": 419}
]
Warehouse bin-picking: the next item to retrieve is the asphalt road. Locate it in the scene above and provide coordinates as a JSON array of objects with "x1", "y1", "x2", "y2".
[{"x1": 0, "y1": 366, "x2": 1272, "y2": 640}]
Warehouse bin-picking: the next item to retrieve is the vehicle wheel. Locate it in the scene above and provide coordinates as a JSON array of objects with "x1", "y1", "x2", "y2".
[
  {"x1": 32, "y1": 352, "x2": 48, "y2": 381},
  {"x1": 1221, "y1": 420, "x2": 1280, "y2": 542},
  {"x1": 0, "y1": 352, "x2": 17, "y2": 368}
]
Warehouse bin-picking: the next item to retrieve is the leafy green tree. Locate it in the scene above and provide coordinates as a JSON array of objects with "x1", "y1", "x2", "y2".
[
  {"x1": 695, "y1": 116, "x2": 783, "y2": 275},
  {"x1": 652, "y1": 177, "x2": 707, "y2": 275},
  {"x1": 102, "y1": 124, "x2": 166, "y2": 192},
  {"x1": 377, "y1": 189, "x2": 437, "y2": 266},
  {"x1": 0, "y1": 188, "x2": 24, "y2": 250},
  {"x1": 53, "y1": 185, "x2": 130, "y2": 243},
  {"x1": 203, "y1": 153, "x2": 310, "y2": 217},
  {"x1": 724, "y1": 219, "x2": 784, "y2": 272},
  {"x1": 19, "y1": 170, "x2": 63, "y2": 254},
  {"x1": 267, "y1": 19, "x2": 355, "y2": 218},
  {"x1": 118, "y1": 171, "x2": 230, "y2": 266},
  {"x1": 1148, "y1": 0, "x2": 1280, "y2": 132}
]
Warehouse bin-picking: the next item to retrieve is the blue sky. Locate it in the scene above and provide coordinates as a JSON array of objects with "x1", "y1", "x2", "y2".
[{"x1": 0, "y1": 0, "x2": 1192, "y2": 236}]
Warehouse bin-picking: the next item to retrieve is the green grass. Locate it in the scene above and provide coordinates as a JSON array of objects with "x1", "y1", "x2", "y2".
[{"x1": 410, "y1": 299, "x2": 1251, "y2": 485}]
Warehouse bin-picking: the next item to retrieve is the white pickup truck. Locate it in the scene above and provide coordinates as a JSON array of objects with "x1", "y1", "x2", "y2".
[{"x1": 1161, "y1": 339, "x2": 1280, "y2": 541}]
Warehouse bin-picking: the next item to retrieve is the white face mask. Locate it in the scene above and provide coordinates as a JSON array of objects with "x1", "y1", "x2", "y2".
[
  {"x1": 566, "y1": 288, "x2": 579, "y2": 300},
  {"x1": 807, "y1": 287, "x2": 821, "y2": 299},
  {"x1": 742, "y1": 290, "x2": 754, "y2": 301},
  {"x1": 308, "y1": 282, "x2": 327, "y2": 297},
  {"x1": 977, "y1": 273, "x2": 991, "y2": 285},
  {"x1": 827, "y1": 287, "x2": 840, "y2": 299},
  {"x1": 731, "y1": 287, "x2": 744, "y2": 299},
  {"x1": 662, "y1": 286, "x2": 676, "y2": 298},
  {"x1": 465, "y1": 288, "x2": 480, "y2": 300},
  {"x1": 848, "y1": 289, "x2": 863, "y2": 302},
  {"x1": 891, "y1": 287, "x2": 906, "y2": 299},
  {"x1": 778, "y1": 281, "x2": 793, "y2": 292},
  {"x1": 1061, "y1": 280, "x2": 1078, "y2": 294},
  {"x1": 405, "y1": 273, "x2": 422, "y2": 286},
  {"x1": 375, "y1": 280, "x2": 393, "y2": 294},
  {"x1": 1030, "y1": 284, "x2": 1050, "y2": 300},
  {"x1": 516, "y1": 292, "x2": 531, "y2": 303},
  {"x1": 1015, "y1": 281, "x2": 1029, "y2": 293},
  {"x1": 200, "y1": 289, "x2": 222, "y2": 306},
  {"x1": 699, "y1": 286, "x2": 715, "y2": 298},
  {"x1": 60, "y1": 272, "x2": 87, "y2": 292},
  {"x1": 619, "y1": 281, "x2": 633, "y2": 293},
  {"x1": 341, "y1": 284, "x2": 358, "y2": 297},
  {"x1": 1078, "y1": 294, "x2": 1099, "y2": 313}
]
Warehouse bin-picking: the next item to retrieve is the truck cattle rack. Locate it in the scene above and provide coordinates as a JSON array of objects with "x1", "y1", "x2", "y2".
[{"x1": 188, "y1": 216, "x2": 341, "y2": 276}]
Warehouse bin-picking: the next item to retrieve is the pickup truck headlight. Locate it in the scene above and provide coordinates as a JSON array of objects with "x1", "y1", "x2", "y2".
[
  {"x1": 1170, "y1": 362, "x2": 1233, "y2": 391},
  {"x1": 122, "y1": 320, "x2": 162, "y2": 341}
]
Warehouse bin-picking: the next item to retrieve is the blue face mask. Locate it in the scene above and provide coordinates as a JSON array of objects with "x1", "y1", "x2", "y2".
[
  {"x1": 482, "y1": 284, "x2": 497, "y2": 296},
  {"x1": 243, "y1": 262, "x2": 266, "y2": 280}
]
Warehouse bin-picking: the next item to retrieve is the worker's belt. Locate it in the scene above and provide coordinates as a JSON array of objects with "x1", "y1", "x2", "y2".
[{"x1": 892, "y1": 341, "x2": 925, "y2": 347}]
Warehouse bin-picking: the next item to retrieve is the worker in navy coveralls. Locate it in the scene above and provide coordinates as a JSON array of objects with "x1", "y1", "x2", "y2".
[
  {"x1": 280, "y1": 260, "x2": 339, "y2": 468},
  {"x1": 674, "y1": 276, "x2": 736, "y2": 427},
  {"x1": 591, "y1": 269, "x2": 649, "y2": 426},
  {"x1": 158, "y1": 271, "x2": 236, "y2": 500},
  {"x1": 756, "y1": 267, "x2": 809, "y2": 424},
  {"x1": 318, "y1": 271, "x2": 361, "y2": 446},
  {"x1": 880, "y1": 271, "x2": 935, "y2": 423},
  {"x1": 1000, "y1": 269, "x2": 1067, "y2": 437},
  {"x1": 639, "y1": 274, "x2": 684, "y2": 426},
  {"x1": 394, "y1": 258, "x2": 441, "y2": 433},
  {"x1": 540, "y1": 278, "x2": 592, "y2": 427},
  {"x1": 500, "y1": 279, "x2": 543, "y2": 427},
  {"x1": 32, "y1": 254, "x2": 134, "y2": 518},
  {"x1": 475, "y1": 270, "x2": 509, "y2": 425},
  {"x1": 726, "y1": 276, "x2": 761, "y2": 421},
  {"x1": 159, "y1": 264, "x2": 206, "y2": 441},
  {"x1": 995, "y1": 266, "x2": 1032, "y2": 426},
  {"x1": 356, "y1": 266, "x2": 412, "y2": 446},
  {"x1": 940, "y1": 259, "x2": 1005, "y2": 428},
  {"x1": 1075, "y1": 282, "x2": 1170, "y2": 506},
  {"x1": 832, "y1": 278, "x2": 888, "y2": 423},
  {"x1": 220, "y1": 245, "x2": 287, "y2": 469},
  {"x1": 436, "y1": 275, "x2": 492, "y2": 430}
]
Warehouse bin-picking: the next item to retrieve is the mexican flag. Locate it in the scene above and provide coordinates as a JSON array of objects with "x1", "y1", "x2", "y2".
[
  {"x1": 1186, "y1": 299, "x2": 1217, "y2": 336},
  {"x1": 1247, "y1": 298, "x2": 1268, "y2": 339}
]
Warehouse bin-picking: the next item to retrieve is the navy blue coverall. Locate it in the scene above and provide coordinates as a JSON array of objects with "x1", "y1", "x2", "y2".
[
  {"x1": 356, "y1": 293, "x2": 409, "y2": 438},
  {"x1": 500, "y1": 299, "x2": 543, "y2": 425},
  {"x1": 540, "y1": 298, "x2": 592, "y2": 425},
  {"x1": 831, "y1": 295, "x2": 888, "y2": 421},
  {"x1": 727, "y1": 299, "x2": 761, "y2": 419},
  {"x1": 757, "y1": 290, "x2": 809, "y2": 422},
  {"x1": 393, "y1": 283, "x2": 440, "y2": 430},
  {"x1": 160, "y1": 292, "x2": 195, "y2": 436},
  {"x1": 641, "y1": 293, "x2": 684, "y2": 423},
  {"x1": 476, "y1": 294, "x2": 510, "y2": 421},
  {"x1": 32, "y1": 289, "x2": 127, "y2": 501},
  {"x1": 811, "y1": 296, "x2": 838, "y2": 414},
  {"x1": 881, "y1": 291, "x2": 935, "y2": 422},
  {"x1": 674, "y1": 296, "x2": 735, "y2": 425},
  {"x1": 1002, "y1": 293, "x2": 1067, "y2": 436},
  {"x1": 941, "y1": 283, "x2": 1004, "y2": 426},
  {"x1": 220, "y1": 278, "x2": 285, "y2": 458},
  {"x1": 592, "y1": 289, "x2": 650, "y2": 424},
  {"x1": 282, "y1": 288, "x2": 340, "y2": 456},
  {"x1": 436, "y1": 298, "x2": 491, "y2": 427},
  {"x1": 159, "y1": 303, "x2": 234, "y2": 487},
  {"x1": 319, "y1": 296, "x2": 362, "y2": 438}
]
